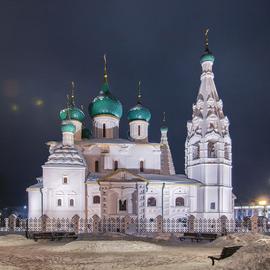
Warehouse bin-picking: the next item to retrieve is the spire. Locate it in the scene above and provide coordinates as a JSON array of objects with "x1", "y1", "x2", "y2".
[
  {"x1": 70, "y1": 81, "x2": 75, "y2": 107},
  {"x1": 137, "y1": 81, "x2": 142, "y2": 104},
  {"x1": 160, "y1": 111, "x2": 175, "y2": 175},
  {"x1": 204, "y1": 28, "x2": 210, "y2": 53},
  {"x1": 200, "y1": 28, "x2": 215, "y2": 64},
  {"x1": 163, "y1": 111, "x2": 166, "y2": 123},
  {"x1": 188, "y1": 32, "x2": 229, "y2": 139},
  {"x1": 100, "y1": 54, "x2": 110, "y2": 94},
  {"x1": 66, "y1": 94, "x2": 71, "y2": 120},
  {"x1": 103, "y1": 54, "x2": 108, "y2": 83}
]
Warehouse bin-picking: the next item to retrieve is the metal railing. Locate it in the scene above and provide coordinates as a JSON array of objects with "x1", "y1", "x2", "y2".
[{"x1": 0, "y1": 215, "x2": 268, "y2": 234}]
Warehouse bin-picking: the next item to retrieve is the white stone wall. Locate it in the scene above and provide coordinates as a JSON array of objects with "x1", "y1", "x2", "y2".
[
  {"x1": 27, "y1": 189, "x2": 42, "y2": 218},
  {"x1": 41, "y1": 166, "x2": 86, "y2": 218},
  {"x1": 86, "y1": 183, "x2": 101, "y2": 218},
  {"x1": 92, "y1": 115, "x2": 119, "y2": 139},
  {"x1": 129, "y1": 120, "x2": 149, "y2": 141},
  {"x1": 145, "y1": 183, "x2": 196, "y2": 219},
  {"x1": 83, "y1": 143, "x2": 161, "y2": 172}
]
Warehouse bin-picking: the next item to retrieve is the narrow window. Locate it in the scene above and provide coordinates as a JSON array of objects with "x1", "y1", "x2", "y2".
[
  {"x1": 63, "y1": 176, "x2": 68, "y2": 184},
  {"x1": 57, "y1": 199, "x2": 62, "y2": 206},
  {"x1": 210, "y1": 202, "x2": 216, "y2": 210},
  {"x1": 175, "y1": 197, "x2": 185, "y2": 207},
  {"x1": 103, "y1": 123, "x2": 106, "y2": 138},
  {"x1": 119, "y1": 200, "x2": 127, "y2": 211},
  {"x1": 95, "y1": 161, "x2": 99, "y2": 172},
  {"x1": 138, "y1": 125, "x2": 141, "y2": 136},
  {"x1": 208, "y1": 142, "x2": 216, "y2": 158},
  {"x1": 70, "y1": 199, "x2": 74, "y2": 207},
  {"x1": 147, "y1": 197, "x2": 156, "y2": 207},
  {"x1": 114, "y1": 160, "x2": 118, "y2": 171},
  {"x1": 140, "y1": 160, "x2": 144, "y2": 172},
  {"x1": 224, "y1": 143, "x2": 230, "y2": 160},
  {"x1": 93, "y1": 196, "x2": 100, "y2": 204}
]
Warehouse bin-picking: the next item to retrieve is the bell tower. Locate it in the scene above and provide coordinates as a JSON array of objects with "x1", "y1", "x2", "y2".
[{"x1": 185, "y1": 29, "x2": 233, "y2": 218}]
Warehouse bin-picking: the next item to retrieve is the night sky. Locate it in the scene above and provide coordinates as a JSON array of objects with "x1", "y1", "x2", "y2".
[{"x1": 0, "y1": 0, "x2": 269, "y2": 207}]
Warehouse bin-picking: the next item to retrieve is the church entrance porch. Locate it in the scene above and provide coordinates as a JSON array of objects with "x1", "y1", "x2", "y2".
[{"x1": 97, "y1": 169, "x2": 147, "y2": 221}]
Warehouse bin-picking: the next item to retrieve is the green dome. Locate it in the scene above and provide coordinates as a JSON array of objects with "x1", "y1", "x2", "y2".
[
  {"x1": 127, "y1": 103, "x2": 151, "y2": 122},
  {"x1": 60, "y1": 107, "x2": 85, "y2": 122},
  {"x1": 82, "y1": 127, "x2": 91, "y2": 139},
  {"x1": 88, "y1": 82, "x2": 123, "y2": 119},
  {"x1": 200, "y1": 53, "x2": 215, "y2": 64},
  {"x1": 160, "y1": 125, "x2": 168, "y2": 132},
  {"x1": 61, "y1": 123, "x2": 76, "y2": 133}
]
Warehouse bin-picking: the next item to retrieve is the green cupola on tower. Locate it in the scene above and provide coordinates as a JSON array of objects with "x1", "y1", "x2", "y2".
[
  {"x1": 200, "y1": 28, "x2": 215, "y2": 64},
  {"x1": 59, "y1": 82, "x2": 85, "y2": 122},
  {"x1": 127, "y1": 81, "x2": 151, "y2": 122},
  {"x1": 160, "y1": 112, "x2": 168, "y2": 132},
  {"x1": 88, "y1": 55, "x2": 123, "y2": 119},
  {"x1": 61, "y1": 123, "x2": 76, "y2": 133}
]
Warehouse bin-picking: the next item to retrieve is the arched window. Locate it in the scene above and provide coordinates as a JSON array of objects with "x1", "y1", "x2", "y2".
[
  {"x1": 224, "y1": 143, "x2": 230, "y2": 160},
  {"x1": 114, "y1": 160, "x2": 118, "y2": 171},
  {"x1": 175, "y1": 197, "x2": 185, "y2": 207},
  {"x1": 193, "y1": 144, "x2": 200, "y2": 160},
  {"x1": 69, "y1": 199, "x2": 74, "y2": 207},
  {"x1": 140, "y1": 160, "x2": 144, "y2": 172},
  {"x1": 119, "y1": 200, "x2": 127, "y2": 211},
  {"x1": 147, "y1": 197, "x2": 156, "y2": 207},
  {"x1": 93, "y1": 195, "x2": 100, "y2": 204},
  {"x1": 138, "y1": 125, "x2": 141, "y2": 136},
  {"x1": 57, "y1": 199, "x2": 62, "y2": 206},
  {"x1": 95, "y1": 161, "x2": 99, "y2": 172},
  {"x1": 103, "y1": 123, "x2": 106, "y2": 138},
  {"x1": 208, "y1": 142, "x2": 216, "y2": 158}
]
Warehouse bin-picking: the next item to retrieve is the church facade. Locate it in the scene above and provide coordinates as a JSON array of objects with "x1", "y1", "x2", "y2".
[{"x1": 27, "y1": 35, "x2": 234, "y2": 221}]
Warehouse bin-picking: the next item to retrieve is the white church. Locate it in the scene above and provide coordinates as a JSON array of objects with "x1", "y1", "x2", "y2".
[{"x1": 27, "y1": 33, "x2": 234, "y2": 221}]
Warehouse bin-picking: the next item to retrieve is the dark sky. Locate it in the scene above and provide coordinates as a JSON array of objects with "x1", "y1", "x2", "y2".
[{"x1": 0, "y1": 0, "x2": 269, "y2": 207}]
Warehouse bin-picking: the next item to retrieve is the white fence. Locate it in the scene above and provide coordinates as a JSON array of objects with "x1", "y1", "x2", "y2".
[{"x1": 0, "y1": 215, "x2": 269, "y2": 234}]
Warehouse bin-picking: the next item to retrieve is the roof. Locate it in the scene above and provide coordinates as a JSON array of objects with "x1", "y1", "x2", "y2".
[
  {"x1": 127, "y1": 103, "x2": 151, "y2": 122},
  {"x1": 88, "y1": 82, "x2": 123, "y2": 119},
  {"x1": 139, "y1": 173, "x2": 203, "y2": 185},
  {"x1": 77, "y1": 138, "x2": 160, "y2": 146},
  {"x1": 86, "y1": 171, "x2": 203, "y2": 185},
  {"x1": 26, "y1": 182, "x2": 43, "y2": 191},
  {"x1": 44, "y1": 145, "x2": 86, "y2": 167}
]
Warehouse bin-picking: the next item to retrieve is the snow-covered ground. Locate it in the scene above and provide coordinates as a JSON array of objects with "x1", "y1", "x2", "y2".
[{"x1": 0, "y1": 233, "x2": 268, "y2": 270}]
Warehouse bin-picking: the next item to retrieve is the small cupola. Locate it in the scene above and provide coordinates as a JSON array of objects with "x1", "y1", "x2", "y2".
[
  {"x1": 200, "y1": 29, "x2": 215, "y2": 64},
  {"x1": 88, "y1": 55, "x2": 123, "y2": 139},
  {"x1": 59, "y1": 82, "x2": 85, "y2": 141},
  {"x1": 128, "y1": 81, "x2": 151, "y2": 142}
]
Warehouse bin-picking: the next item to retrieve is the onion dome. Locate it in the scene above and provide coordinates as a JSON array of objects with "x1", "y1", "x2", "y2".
[
  {"x1": 127, "y1": 81, "x2": 151, "y2": 122},
  {"x1": 82, "y1": 127, "x2": 91, "y2": 139},
  {"x1": 88, "y1": 55, "x2": 123, "y2": 119},
  {"x1": 60, "y1": 107, "x2": 85, "y2": 122},
  {"x1": 59, "y1": 82, "x2": 85, "y2": 122},
  {"x1": 61, "y1": 123, "x2": 76, "y2": 133},
  {"x1": 200, "y1": 53, "x2": 215, "y2": 64},
  {"x1": 200, "y1": 28, "x2": 215, "y2": 64}
]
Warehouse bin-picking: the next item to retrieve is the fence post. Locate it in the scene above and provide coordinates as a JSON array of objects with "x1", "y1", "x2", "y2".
[
  {"x1": 156, "y1": 215, "x2": 163, "y2": 233},
  {"x1": 188, "y1": 215, "x2": 195, "y2": 232},
  {"x1": 5, "y1": 218, "x2": 8, "y2": 232},
  {"x1": 251, "y1": 216, "x2": 258, "y2": 233}
]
